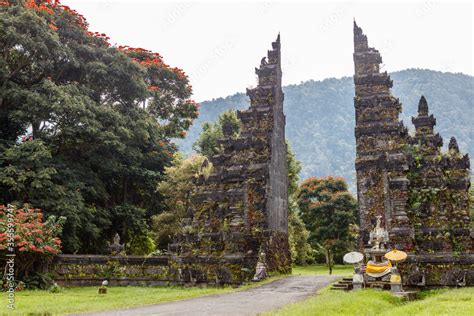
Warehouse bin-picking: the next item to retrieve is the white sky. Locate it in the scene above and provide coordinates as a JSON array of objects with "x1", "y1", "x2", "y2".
[{"x1": 62, "y1": 0, "x2": 473, "y2": 101}]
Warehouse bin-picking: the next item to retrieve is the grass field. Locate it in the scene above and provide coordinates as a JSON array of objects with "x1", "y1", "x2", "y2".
[
  {"x1": 267, "y1": 286, "x2": 474, "y2": 316},
  {"x1": 292, "y1": 264, "x2": 353, "y2": 276},
  {"x1": 0, "y1": 276, "x2": 283, "y2": 315}
]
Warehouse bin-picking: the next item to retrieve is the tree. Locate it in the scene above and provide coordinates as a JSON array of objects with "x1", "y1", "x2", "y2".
[
  {"x1": 153, "y1": 154, "x2": 211, "y2": 249},
  {"x1": 288, "y1": 198, "x2": 313, "y2": 265},
  {"x1": 286, "y1": 142, "x2": 313, "y2": 265},
  {"x1": 0, "y1": 1, "x2": 199, "y2": 253},
  {"x1": 298, "y1": 176, "x2": 357, "y2": 274},
  {"x1": 193, "y1": 110, "x2": 240, "y2": 157}
]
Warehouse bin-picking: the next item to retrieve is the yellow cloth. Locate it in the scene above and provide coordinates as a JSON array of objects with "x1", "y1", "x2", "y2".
[{"x1": 366, "y1": 261, "x2": 392, "y2": 274}]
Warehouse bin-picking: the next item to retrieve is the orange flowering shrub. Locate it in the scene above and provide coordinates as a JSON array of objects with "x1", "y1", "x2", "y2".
[
  {"x1": 0, "y1": 205, "x2": 65, "y2": 254},
  {"x1": 0, "y1": 204, "x2": 65, "y2": 277}
]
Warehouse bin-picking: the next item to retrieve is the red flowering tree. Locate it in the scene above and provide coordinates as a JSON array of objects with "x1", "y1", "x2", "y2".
[
  {"x1": 0, "y1": 1, "x2": 199, "y2": 253},
  {"x1": 0, "y1": 204, "x2": 65, "y2": 277}
]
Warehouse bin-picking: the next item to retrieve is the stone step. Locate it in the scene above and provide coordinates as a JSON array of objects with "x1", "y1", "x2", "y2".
[{"x1": 330, "y1": 287, "x2": 348, "y2": 291}]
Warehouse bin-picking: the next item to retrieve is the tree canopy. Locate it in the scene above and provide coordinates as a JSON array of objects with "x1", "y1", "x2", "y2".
[
  {"x1": 193, "y1": 110, "x2": 240, "y2": 157},
  {"x1": 298, "y1": 176, "x2": 358, "y2": 273},
  {"x1": 0, "y1": 0, "x2": 198, "y2": 253}
]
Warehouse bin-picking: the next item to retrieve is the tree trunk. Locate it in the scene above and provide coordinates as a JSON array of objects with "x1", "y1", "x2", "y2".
[
  {"x1": 326, "y1": 248, "x2": 333, "y2": 275},
  {"x1": 32, "y1": 121, "x2": 40, "y2": 138}
]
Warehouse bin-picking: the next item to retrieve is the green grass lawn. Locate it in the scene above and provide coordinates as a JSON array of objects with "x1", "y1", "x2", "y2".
[
  {"x1": 292, "y1": 264, "x2": 353, "y2": 276},
  {"x1": 267, "y1": 286, "x2": 474, "y2": 316},
  {"x1": 0, "y1": 286, "x2": 231, "y2": 315},
  {"x1": 0, "y1": 276, "x2": 283, "y2": 315}
]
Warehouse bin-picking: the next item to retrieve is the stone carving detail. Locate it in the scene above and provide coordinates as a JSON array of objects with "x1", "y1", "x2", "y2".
[
  {"x1": 107, "y1": 233, "x2": 124, "y2": 255},
  {"x1": 353, "y1": 21, "x2": 473, "y2": 286}
]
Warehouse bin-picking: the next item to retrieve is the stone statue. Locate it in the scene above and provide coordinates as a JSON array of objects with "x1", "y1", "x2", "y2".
[
  {"x1": 368, "y1": 215, "x2": 389, "y2": 250},
  {"x1": 352, "y1": 264, "x2": 364, "y2": 290},
  {"x1": 107, "y1": 233, "x2": 124, "y2": 255},
  {"x1": 252, "y1": 251, "x2": 267, "y2": 281}
]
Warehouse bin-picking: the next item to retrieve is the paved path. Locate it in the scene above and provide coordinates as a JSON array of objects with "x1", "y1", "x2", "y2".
[{"x1": 77, "y1": 275, "x2": 340, "y2": 316}]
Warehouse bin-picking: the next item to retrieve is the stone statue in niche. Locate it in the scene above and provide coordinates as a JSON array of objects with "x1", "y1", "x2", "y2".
[{"x1": 369, "y1": 215, "x2": 389, "y2": 250}]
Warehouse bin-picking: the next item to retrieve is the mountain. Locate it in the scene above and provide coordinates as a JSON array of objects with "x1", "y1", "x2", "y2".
[{"x1": 176, "y1": 69, "x2": 474, "y2": 192}]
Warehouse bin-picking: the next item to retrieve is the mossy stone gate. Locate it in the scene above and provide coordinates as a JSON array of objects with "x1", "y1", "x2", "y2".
[
  {"x1": 170, "y1": 35, "x2": 291, "y2": 285},
  {"x1": 353, "y1": 21, "x2": 473, "y2": 286}
]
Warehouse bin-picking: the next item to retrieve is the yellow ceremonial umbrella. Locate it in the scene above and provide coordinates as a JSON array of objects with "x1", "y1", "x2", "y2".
[{"x1": 384, "y1": 249, "x2": 407, "y2": 262}]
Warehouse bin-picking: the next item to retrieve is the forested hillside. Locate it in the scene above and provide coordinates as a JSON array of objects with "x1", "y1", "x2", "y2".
[{"x1": 177, "y1": 69, "x2": 474, "y2": 191}]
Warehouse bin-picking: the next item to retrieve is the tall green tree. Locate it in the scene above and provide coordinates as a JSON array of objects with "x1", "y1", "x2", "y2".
[
  {"x1": 298, "y1": 176, "x2": 357, "y2": 274},
  {"x1": 0, "y1": 1, "x2": 198, "y2": 253},
  {"x1": 153, "y1": 153, "x2": 211, "y2": 249},
  {"x1": 193, "y1": 110, "x2": 240, "y2": 157}
]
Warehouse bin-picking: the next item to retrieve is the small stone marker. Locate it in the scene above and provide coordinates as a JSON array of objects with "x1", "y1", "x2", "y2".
[{"x1": 99, "y1": 280, "x2": 108, "y2": 294}]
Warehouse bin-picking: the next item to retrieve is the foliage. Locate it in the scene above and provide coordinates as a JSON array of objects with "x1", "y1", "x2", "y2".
[
  {"x1": 288, "y1": 199, "x2": 313, "y2": 265},
  {"x1": 193, "y1": 110, "x2": 240, "y2": 157},
  {"x1": 153, "y1": 154, "x2": 210, "y2": 249},
  {"x1": 0, "y1": 204, "x2": 65, "y2": 279},
  {"x1": 297, "y1": 176, "x2": 358, "y2": 274},
  {"x1": 22, "y1": 271, "x2": 54, "y2": 290},
  {"x1": 0, "y1": 1, "x2": 198, "y2": 253},
  {"x1": 287, "y1": 142, "x2": 301, "y2": 196},
  {"x1": 177, "y1": 69, "x2": 474, "y2": 192},
  {"x1": 126, "y1": 230, "x2": 156, "y2": 255},
  {"x1": 285, "y1": 142, "x2": 313, "y2": 265}
]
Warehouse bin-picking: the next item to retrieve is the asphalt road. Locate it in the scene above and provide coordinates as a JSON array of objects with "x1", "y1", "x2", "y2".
[{"x1": 76, "y1": 275, "x2": 340, "y2": 316}]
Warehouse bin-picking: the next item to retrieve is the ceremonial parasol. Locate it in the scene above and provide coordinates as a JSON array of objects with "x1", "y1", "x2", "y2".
[
  {"x1": 343, "y1": 251, "x2": 364, "y2": 264},
  {"x1": 384, "y1": 249, "x2": 407, "y2": 262}
]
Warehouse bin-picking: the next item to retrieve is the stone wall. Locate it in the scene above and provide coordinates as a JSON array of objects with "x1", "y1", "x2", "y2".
[
  {"x1": 50, "y1": 255, "x2": 172, "y2": 286},
  {"x1": 353, "y1": 22, "x2": 473, "y2": 286},
  {"x1": 50, "y1": 254, "x2": 258, "y2": 286}
]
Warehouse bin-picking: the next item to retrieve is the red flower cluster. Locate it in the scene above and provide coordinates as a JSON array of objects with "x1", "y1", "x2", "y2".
[
  {"x1": 119, "y1": 46, "x2": 189, "y2": 80},
  {"x1": 172, "y1": 67, "x2": 187, "y2": 80},
  {"x1": 57, "y1": 2, "x2": 90, "y2": 32},
  {"x1": 0, "y1": 205, "x2": 64, "y2": 255},
  {"x1": 190, "y1": 100, "x2": 200, "y2": 110},
  {"x1": 86, "y1": 31, "x2": 111, "y2": 46}
]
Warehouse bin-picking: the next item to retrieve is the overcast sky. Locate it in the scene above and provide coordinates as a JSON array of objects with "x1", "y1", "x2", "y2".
[{"x1": 62, "y1": 0, "x2": 473, "y2": 101}]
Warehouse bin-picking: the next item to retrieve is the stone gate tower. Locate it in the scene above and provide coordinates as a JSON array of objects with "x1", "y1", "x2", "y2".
[
  {"x1": 353, "y1": 21, "x2": 473, "y2": 286},
  {"x1": 353, "y1": 21, "x2": 412, "y2": 250},
  {"x1": 173, "y1": 35, "x2": 290, "y2": 285}
]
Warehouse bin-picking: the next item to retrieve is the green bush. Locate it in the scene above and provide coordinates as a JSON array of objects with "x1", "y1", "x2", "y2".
[{"x1": 127, "y1": 231, "x2": 156, "y2": 255}]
